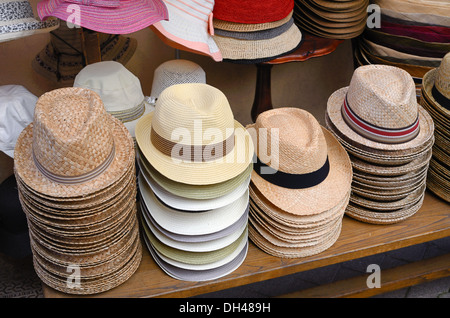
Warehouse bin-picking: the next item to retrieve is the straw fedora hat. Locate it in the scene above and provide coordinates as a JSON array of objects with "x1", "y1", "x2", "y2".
[
  {"x1": 150, "y1": 59, "x2": 206, "y2": 103},
  {"x1": 150, "y1": 0, "x2": 221, "y2": 62},
  {"x1": 74, "y1": 61, "x2": 154, "y2": 138},
  {"x1": 14, "y1": 87, "x2": 135, "y2": 198},
  {"x1": 37, "y1": 0, "x2": 168, "y2": 34},
  {"x1": 247, "y1": 107, "x2": 352, "y2": 216},
  {"x1": 135, "y1": 83, "x2": 254, "y2": 185},
  {"x1": 32, "y1": 21, "x2": 137, "y2": 84},
  {"x1": 422, "y1": 52, "x2": 450, "y2": 117},
  {"x1": 326, "y1": 65, "x2": 434, "y2": 151},
  {"x1": 0, "y1": 0, "x2": 59, "y2": 43},
  {"x1": 0, "y1": 85, "x2": 37, "y2": 158}
]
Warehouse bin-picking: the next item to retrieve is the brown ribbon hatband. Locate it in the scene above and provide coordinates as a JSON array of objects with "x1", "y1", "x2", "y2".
[{"x1": 150, "y1": 128, "x2": 235, "y2": 162}]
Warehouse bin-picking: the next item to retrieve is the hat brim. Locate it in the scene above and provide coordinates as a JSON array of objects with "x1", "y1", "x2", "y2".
[
  {"x1": 326, "y1": 87, "x2": 435, "y2": 152},
  {"x1": 422, "y1": 68, "x2": 450, "y2": 118},
  {"x1": 138, "y1": 174, "x2": 249, "y2": 236},
  {"x1": 122, "y1": 101, "x2": 155, "y2": 138},
  {"x1": 139, "y1": 165, "x2": 251, "y2": 211},
  {"x1": 37, "y1": 0, "x2": 168, "y2": 34},
  {"x1": 135, "y1": 112, "x2": 254, "y2": 185},
  {"x1": 249, "y1": 125, "x2": 353, "y2": 216},
  {"x1": 14, "y1": 115, "x2": 135, "y2": 198},
  {"x1": 0, "y1": 17, "x2": 60, "y2": 43}
]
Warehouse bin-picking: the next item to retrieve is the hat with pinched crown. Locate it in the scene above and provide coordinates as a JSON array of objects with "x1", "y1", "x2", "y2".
[
  {"x1": 247, "y1": 107, "x2": 352, "y2": 216},
  {"x1": 135, "y1": 83, "x2": 254, "y2": 185},
  {"x1": 14, "y1": 87, "x2": 135, "y2": 198},
  {"x1": 326, "y1": 65, "x2": 434, "y2": 151}
]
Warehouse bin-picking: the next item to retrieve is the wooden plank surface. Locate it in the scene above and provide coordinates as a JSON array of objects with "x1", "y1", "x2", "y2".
[
  {"x1": 42, "y1": 191, "x2": 450, "y2": 298},
  {"x1": 279, "y1": 253, "x2": 450, "y2": 298}
]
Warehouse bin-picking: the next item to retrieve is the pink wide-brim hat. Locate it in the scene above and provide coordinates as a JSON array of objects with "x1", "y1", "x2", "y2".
[{"x1": 37, "y1": 0, "x2": 169, "y2": 35}]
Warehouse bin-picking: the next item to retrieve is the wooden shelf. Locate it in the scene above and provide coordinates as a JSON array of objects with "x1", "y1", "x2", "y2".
[{"x1": 42, "y1": 190, "x2": 450, "y2": 298}]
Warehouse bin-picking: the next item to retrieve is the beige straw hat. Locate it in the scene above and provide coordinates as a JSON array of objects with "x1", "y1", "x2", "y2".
[
  {"x1": 213, "y1": 11, "x2": 294, "y2": 32},
  {"x1": 326, "y1": 65, "x2": 434, "y2": 151},
  {"x1": 14, "y1": 87, "x2": 135, "y2": 198},
  {"x1": 422, "y1": 52, "x2": 450, "y2": 118},
  {"x1": 135, "y1": 83, "x2": 254, "y2": 185},
  {"x1": 247, "y1": 107, "x2": 352, "y2": 216}
]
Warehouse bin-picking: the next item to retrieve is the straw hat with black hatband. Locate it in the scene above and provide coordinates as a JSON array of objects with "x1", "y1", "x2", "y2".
[
  {"x1": 326, "y1": 64, "x2": 435, "y2": 224},
  {"x1": 246, "y1": 108, "x2": 352, "y2": 258},
  {"x1": 135, "y1": 83, "x2": 254, "y2": 186}
]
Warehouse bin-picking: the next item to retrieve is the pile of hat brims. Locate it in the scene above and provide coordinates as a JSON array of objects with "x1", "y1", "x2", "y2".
[
  {"x1": 325, "y1": 65, "x2": 435, "y2": 224},
  {"x1": 212, "y1": 0, "x2": 303, "y2": 63},
  {"x1": 246, "y1": 107, "x2": 353, "y2": 258},
  {"x1": 14, "y1": 87, "x2": 141, "y2": 295},
  {"x1": 420, "y1": 54, "x2": 450, "y2": 203},
  {"x1": 135, "y1": 83, "x2": 253, "y2": 281},
  {"x1": 354, "y1": 0, "x2": 450, "y2": 97},
  {"x1": 294, "y1": 0, "x2": 368, "y2": 39}
]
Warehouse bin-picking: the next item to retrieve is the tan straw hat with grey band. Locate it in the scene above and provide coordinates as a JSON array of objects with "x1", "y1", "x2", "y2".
[
  {"x1": 14, "y1": 87, "x2": 135, "y2": 198},
  {"x1": 135, "y1": 83, "x2": 254, "y2": 185}
]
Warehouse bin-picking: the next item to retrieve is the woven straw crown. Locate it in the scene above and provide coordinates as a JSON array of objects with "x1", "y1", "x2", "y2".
[
  {"x1": 435, "y1": 52, "x2": 450, "y2": 99},
  {"x1": 254, "y1": 108, "x2": 328, "y2": 174},
  {"x1": 346, "y1": 65, "x2": 418, "y2": 129},
  {"x1": 150, "y1": 59, "x2": 206, "y2": 99},
  {"x1": 151, "y1": 83, "x2": 234, "y2": 146},
  {"x1": 32, "y1": 87, "x2": 114, "y2": 178}
]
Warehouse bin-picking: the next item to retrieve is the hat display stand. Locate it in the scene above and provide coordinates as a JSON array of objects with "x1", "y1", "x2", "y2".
[
  {"x1": 135, "y1": 83, "x2": 254, "y2": 281},
  {"x1": 13, "y1": 87, "x2": 141, "y2": 295},
  {"x1": 326, "y1": 64, "x2": 435, "y2": 224}
]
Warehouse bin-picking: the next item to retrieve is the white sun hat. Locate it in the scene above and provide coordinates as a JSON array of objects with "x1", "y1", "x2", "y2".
[{"x1": 0, "y1": 85, "x2": 37, "y2": 158}]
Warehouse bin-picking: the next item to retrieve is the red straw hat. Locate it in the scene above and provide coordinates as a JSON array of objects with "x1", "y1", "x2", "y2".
[
  {"x1": 213, "y1": 0, "x2": 294, "y2": 24},
  {"x1": 37, "y1": 0, "x2": 168, "y2": 34}
]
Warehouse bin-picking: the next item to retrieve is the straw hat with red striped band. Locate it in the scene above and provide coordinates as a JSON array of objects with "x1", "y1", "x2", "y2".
[
  {"x1": 326, "y1": 65, "x2": 434, "y2": 152},
  {"x1": 37, "y1": 0, "x2": 168, "y2": 34}
]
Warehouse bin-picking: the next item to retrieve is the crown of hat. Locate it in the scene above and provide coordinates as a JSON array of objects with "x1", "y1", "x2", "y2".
[
  {"x1": 150, "y1": 59, "x2": 206, "y2": 99},
  {"x1": 151, "y1": 83, "x2": 234, "y2": 146},
  {"x1": 435, "y1": 52, "x2": 450, "y2": 99},
  {"x1": 32, "y1": 87, "x2": 115, "y2": 178},
  {"x1": 346, "y1": 65, "x2": 418, "y2": 130},
  {"x1": 74, "y1": 61, "x2": 145, "y2": 112},
  {"x1": 254, "y1": 108, "x2": 328, "y2": 175}
]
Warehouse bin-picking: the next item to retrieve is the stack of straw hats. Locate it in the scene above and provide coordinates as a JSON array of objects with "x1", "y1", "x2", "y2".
[
  {"x1": 420, "y1": 53, "x2": 450, "y2": 203},
  {"x1": 355, "y1": 0, "x2": 449, "y2": 98},
  {"x1": 293, "y1": 0, "x2": 369, "y2": 39},
  {"x1": 32, "y1": 21, "x2": 137, "y2": 84},
  {"x1": 74, "y1": 61, "x2": 154, "y2": 140},
  {"x1": 135, "y1": 83, "x2": 254, "y2": 281},
  {"x1": 247, "y1": 108, "x2": 353, "y2": 258},
  {"x1": 0, "y1": 0, "x2": 59, "y2": 43},
  {"x1": 13, "y1": 87, "x2": 141, "y2": 294},
  {"x1": 325, "y1": 64, "x2": 435, "y2": 224},
  {"x1": 212, "y1": 0, "x2": 303, "y2": 64}
]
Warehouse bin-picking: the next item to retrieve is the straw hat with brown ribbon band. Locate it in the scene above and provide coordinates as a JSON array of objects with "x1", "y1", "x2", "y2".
[
  {"x1": 135, "y1": 83, "x2": 254, "y2": 186},
  {"x1": 247, "y1": 107, "x2": 352, "y2": 216}
]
